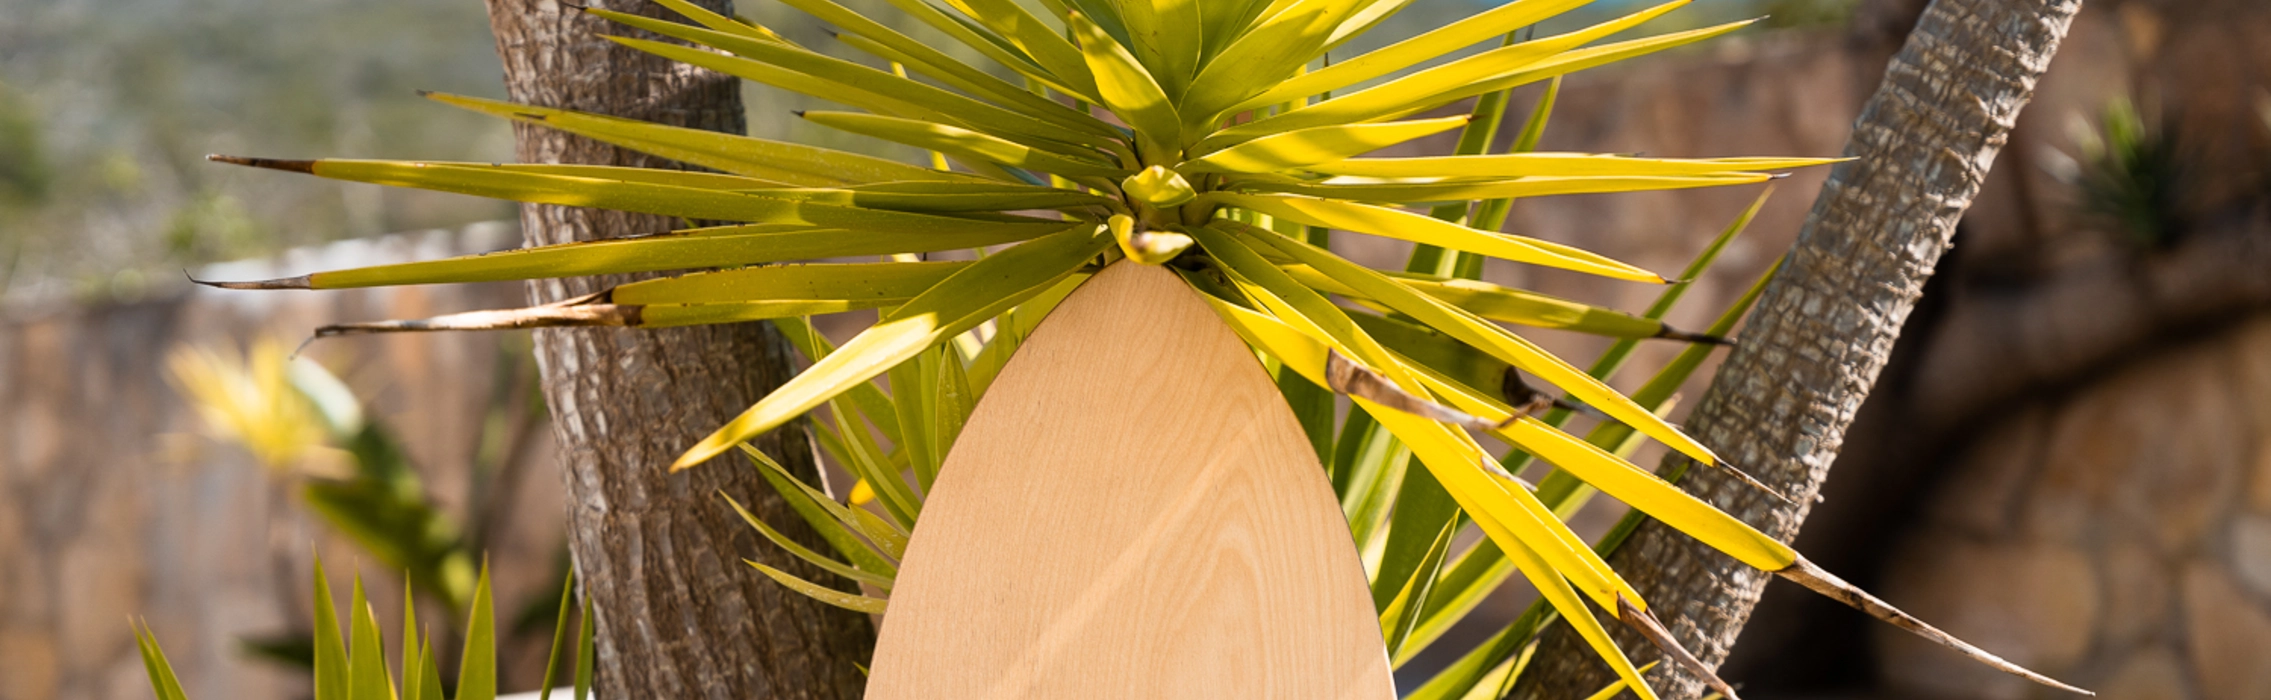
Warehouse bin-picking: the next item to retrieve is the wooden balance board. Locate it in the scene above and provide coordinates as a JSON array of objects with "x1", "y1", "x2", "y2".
[{"x1": 866, "y1": 261, "x2": 1394, "y2": 699}]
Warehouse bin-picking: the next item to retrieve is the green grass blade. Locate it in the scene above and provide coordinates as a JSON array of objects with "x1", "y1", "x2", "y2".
[
  {"x1": 455, "y1": 564, "x2": 496, "y2": 700},
  {"x1": 572, "y1": 596, "x2": 595, "y2": 700},
  {"x1": 311, "y1": 556, "x2": 349, "y2": 700},
  {"x1": 748, "y1": 561, "x2": 892, "y2": 614},
  {"x1": 347, "y1": 578, "x2": 396, "y2": 700},
  {"x1": 742, "y1": 446, "x2": 902, "y2": 576},
  {"x1": 723, "y1": 491, "x2": 896, "y2": 591},
  {"x1": 401, "y1": 579, "x2": 421, "y2": 700},
  {"x1": 415, "y1": 639, "x2": 444, "y2": 700},
  {"x1": 831, "y1": 398, "x2": 923, "y2": 527},
  {"x1": 133, "y1": 622, "x2": 192, "y2": 700},
  {"x1": 536, "y1": 569, "x2": 575, "y2": 700}
]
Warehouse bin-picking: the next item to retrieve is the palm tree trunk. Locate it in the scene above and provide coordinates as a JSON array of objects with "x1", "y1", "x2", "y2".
[
  {"x1": 1510, "y1": 1, "x2": 2082, "y2": 697},
  {"x1": 480, "y1": 2, "x2": 873, "y2": 698}
]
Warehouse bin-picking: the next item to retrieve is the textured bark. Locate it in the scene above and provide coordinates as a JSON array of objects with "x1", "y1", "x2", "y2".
[
  {"x1": 480, "y1": 2, "x2": 873, "y2": 698},
  {"x1": 1509, "y1": 1, "x2": 2082, "y2": 698}
]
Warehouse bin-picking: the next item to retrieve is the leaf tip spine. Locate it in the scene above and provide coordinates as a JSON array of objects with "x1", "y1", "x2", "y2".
[
  {"x1": 207, "y1": 154, "x2": 316, "y2": 174},
  {"x1": 185, "y1": 269, "x2": 313, "y2": 290},
  {"x1": 1775, "y1": 556, "x2": 2095, "y2": 695}
]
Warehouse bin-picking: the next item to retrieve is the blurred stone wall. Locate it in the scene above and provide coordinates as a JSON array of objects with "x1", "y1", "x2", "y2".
[
  {"x1": 0, "y1": 223, "x2": 568, "y2": 700},
  {"x1": 1725, "y1": 1, "x2": 2271, "y2": 698}
]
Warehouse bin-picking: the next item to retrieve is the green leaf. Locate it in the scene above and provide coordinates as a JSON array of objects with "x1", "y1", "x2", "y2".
[
  {"x1": 1114, "y1": 0, "x2": 1201, "y2": 99},
  {"x1": 747, "y1": 561, "x2": 892, "y2": 614},
  {"x1": 1234, "y1": 223, "x2": 1719, "y2": 466},
  {"x1": 1068, "y1": 11, "x2": 1181, "y2": 161},
  {"x1": 1197, "y1": 0, "x2": 1273, "y2": 65},
  {"x1": 772, "y1": 317, "x2": 905, "y2": 447},
  {"x1": 723, "y1": 491, "x2": 896, "y2": 591},
  {"x1": 1378, "y1": 514, "x2": 1458, "y2": 657},
  {"x1": 829, "y1": 398, "x2": 923, "y2": 527},
  {"x1": 1312, "y1": 153, "x2": 1842, "y2": 179},
  {"x1": 1181, "y1": 116, "x2": 1470, "y2": 174},
  {"x1": 312, "y1": 557, "x2": 349, "y2": 700},
  {"x1": 677, "y1": 225, "x2": 1110, "y2": 470},
  {"x1": 236, "y1": 222, "x2": 1054, "y2": 291},
  {"x1": 930, "y1": 349, "x2": 976, "y2": 478},
  {"x1": 219, "y1": 157, "x2": 1070, "y2": 231},
  {"x1": 427, "y1": 93, "x2": 961, "y2": 187},
  {"x1": 613, "y1": 261, "x2": 967, "y2": 307},
  {"x1": 1347, "y1": 312, "x2": 1508, "y2": 397},
  {"x1": 887, "y1": 351, "x2": 938, "y2": 492},
  {"x1": 572, "y1": 596, "x2": 595, "y2": 700},
  {"x1": 1535, "y1": 255, "x2": 1782, "y2": 513},
  {"x1": 347, "y1": 579, "x2": 395, "y2": 700},
  {"x1": 1232, "y1": 172, "x2": 1772, "y2": 203},
  {"x1": 1181, "y1": 0, "x2": 1362, "y2": 129},
  {"x1": 536, "y1": 569, "x2": 576, "y2": 700},
  {"x1": 1121, "y1": 166, "x2": 1197, "y2": 207},
  {"x1": 1234, "y1": 0, "x2": 1591, "y2": 111},
  {"x1": 134, "y1": 622, "x2": 192, "y2": 700},
  {"x1": 591, "y1": 11, "x2": 1118, "y2": 155},
  {"x1": 949, "y1": 0, "x2": 1102, "y2": 101},
  {"x1": 401, "y1": 581, "x2": 421, "y2": 700},
  {"x1": 1467, "y1": 484, "x2": 1660, "y2": 700},
  {"x1": 851, "y1": 505, "x2": 911, "y2": 560},
  {"x1": 967, "y1": 272, "x2": 1088, "y2": 394},
  {"x1": 414, "y1": 640, "x2": 443, "y2": 700},
  {"x1": 605, "y1": 34, "x2": 965, "y2": 124},
  {"x1": 1192, "y1": 226, "x2": 1641, "y2": 617},
  {"x1": 1420, "y1": 368, "x2": 1798, "y2": 571},
  {"x1": 743, "y1": 446, "x2": 902, "y2": 577},
  {"x1": 1288, "y1": 265, "x2": 1707, "y2": 340},
  {"x1": 1201, "y1": 2, "x2": 1708, "y2": 148},
  {"x1": 794, "y1": 1, "x2": 1117, "y2": 138},
  {"x1": 874, "y1": 0, "x2": 1078, "y2": 97},
  {"x1": 456, "y1": 565, "x2": 496, "y2": 700},
  {"x1": 801, "y1": 112, "x2": 1124, "y2": 180},
  {"x1": 1371, "y1": 467, "x2": 1460, "y2": 613},
  {"x1": 1208, "y1": 194, "x2": 1665, "y2": 282}
]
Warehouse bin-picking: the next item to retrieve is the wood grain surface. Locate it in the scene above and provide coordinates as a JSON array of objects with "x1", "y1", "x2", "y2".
[{"x1": 866, "y1": 262, "x2": 1393, "y2": 699}]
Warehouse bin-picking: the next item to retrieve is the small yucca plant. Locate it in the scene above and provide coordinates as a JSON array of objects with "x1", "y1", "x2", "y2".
[
  {"x1": 195, "y1": 0, "x2": 2083, "y2": 696},
  {"x1": 137, "y1": 558, "x2": 597, "y2": 700}
]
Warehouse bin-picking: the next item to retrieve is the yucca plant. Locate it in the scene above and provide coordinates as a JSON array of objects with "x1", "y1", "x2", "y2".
[
  {"x1": 193, "y1": 0, "x2": 2084, "y2": 696},
  {"x1": 137, "y1": 558, "x2": 597, "y2": 700},
  {"x1": 2065, "y1": 96, "x2": 2189, "y2": 248}
]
